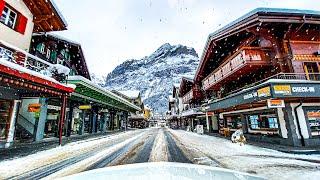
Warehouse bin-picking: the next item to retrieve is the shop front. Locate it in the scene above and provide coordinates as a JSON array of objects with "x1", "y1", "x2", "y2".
[
  {"x1": 205, "y1": 77, "x2": 320, "y2": 146},
  {"x1": 0, "y1": 61, "x2": 74, "y2": 148},
  {"x1": 67, "y1": 76, "x2": 140, "y2": 135}
]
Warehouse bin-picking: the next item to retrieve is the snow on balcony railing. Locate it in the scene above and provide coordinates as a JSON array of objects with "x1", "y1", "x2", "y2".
[{"x1": 0, "y1": 40, "x2": 69, "y2": 82}]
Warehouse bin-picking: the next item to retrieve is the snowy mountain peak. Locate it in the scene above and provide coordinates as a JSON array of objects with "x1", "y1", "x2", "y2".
[{"x1": 102, "y1": 43, "x2": 199, "y2": 113}]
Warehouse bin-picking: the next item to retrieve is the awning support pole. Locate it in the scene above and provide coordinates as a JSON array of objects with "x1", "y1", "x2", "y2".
[{"x1": 59, "y1": 94, "x2": 67, "y2": 146}]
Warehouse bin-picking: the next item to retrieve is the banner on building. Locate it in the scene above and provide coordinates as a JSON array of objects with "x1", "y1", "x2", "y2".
[{"x1": 267, "y1": 99, "x2": 285, "y2": 108}]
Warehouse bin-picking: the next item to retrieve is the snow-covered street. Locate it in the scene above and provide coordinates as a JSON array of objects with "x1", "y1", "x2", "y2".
[{"x1": 0, "y1": 128, "x2": 319, "y2": 179}]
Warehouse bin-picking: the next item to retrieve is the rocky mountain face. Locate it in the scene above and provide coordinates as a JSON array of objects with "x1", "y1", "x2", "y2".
[{"x1": 101, "y1": 43, "x2": 199, "y2": 113}]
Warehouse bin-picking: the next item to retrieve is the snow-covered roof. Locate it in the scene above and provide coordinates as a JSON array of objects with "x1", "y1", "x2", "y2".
[
  {"x1": 68, "y1": 76, "x2": 141, "y2": 111},
  {"x1": 50, "y1": 0, "x2": 68, "y2": 27},
  {"x1": 168, "y1": 95, "x2": 175, "y2": 102},
  {"x1": 210, "y1": 8, "x2": 320, "y2": 39},
  {"x1": 173, "y1": 83, "x2": 180, "y2": 88},
  {"x1": 118, "y1": 90, "x2": 141, "y2": 99},
  {"x1": 182, "y1": 75, "x2": 194, "y2": 82},
  {"x1": 33, "y1": 33, "x2": 81, "y2": 46}
]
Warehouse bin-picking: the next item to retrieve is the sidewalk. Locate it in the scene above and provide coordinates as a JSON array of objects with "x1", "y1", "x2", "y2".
[
  {"x1": 0, "y1": 130, "x2": 125, "y2": 161},
  {"x1": 205, "y1": 132, "x2": 320, "y2": 155}
]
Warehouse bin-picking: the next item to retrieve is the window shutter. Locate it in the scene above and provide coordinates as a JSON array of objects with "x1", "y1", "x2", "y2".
[
  {"x1": 16, "y1": 14, "x2": 28, "y2": 34},
  {"x1": 0, "y1": 0, "x2": 5, "y2": 14}
]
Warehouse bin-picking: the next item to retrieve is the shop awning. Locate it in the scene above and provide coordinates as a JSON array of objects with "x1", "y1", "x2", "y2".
[
  {"x1": 68, "y1": 76, "x2": 141, "y2": 113},
  {"x1": 181, "y1": 108, "x2": 205, "y2": 117},
  {"x1": 204, "y1": 75, "x2": 320, "y2": 112},
  {"x1": 0, "y1": 58, "x2": 74, "y2": 96}
]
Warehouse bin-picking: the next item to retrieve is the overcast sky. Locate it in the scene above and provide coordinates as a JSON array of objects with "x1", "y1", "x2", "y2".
[{"x1": 54, "y1": 0, "x2": 318, "y2": 76}]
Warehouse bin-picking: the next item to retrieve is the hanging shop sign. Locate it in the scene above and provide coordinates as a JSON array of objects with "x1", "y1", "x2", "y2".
[
  {"x1": 28, "y1": 103, "x2": 41, "y2": 112},
  {"x1": 257, "y1": 86, "x2": 271, "y2": 97},
  {"x1": 79, "y1": 105, "x2": 92, "y2": 110},
  {"x1": 267, "y1": 99, "x2": 285, "y2": 108},
  {"x1": 273, "y1": 85, "x2": 291, "y2": 95}
]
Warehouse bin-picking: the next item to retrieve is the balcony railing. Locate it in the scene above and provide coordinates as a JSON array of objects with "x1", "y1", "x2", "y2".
[
  {"x1": 0, "y1": 40, "x2": 68, "y2": 82},
  {"x1": 182, "y1": 90, "x2": 193, "y2": 104},
  {"x1": 202, "y1": 47, "x2": 269, "y2": 90}
]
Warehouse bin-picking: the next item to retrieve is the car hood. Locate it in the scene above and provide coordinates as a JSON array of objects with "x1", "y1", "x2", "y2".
[{"x1": 60, "y1": 162, "x2": 264, "y2": 180}]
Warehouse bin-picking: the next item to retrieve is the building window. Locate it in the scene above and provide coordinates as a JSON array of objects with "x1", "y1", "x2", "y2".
[
  {"x1": 247, "y1": 114, "x2": 279, "y2": 130},
  {"x1": 225, "y1": 115, "x2": 242, "y2": 130},
  {"x1": 306, "y1": 109, "x2": 320, "y2": 136},
  {"x1": 0, "y1": 6, "x2": 17, "y2": 29},
  {"x1": 36, "y1": 43, "x2": 45, "y2": 54},
  {"x1": 46, "y1": 49, "x2": 51, "y2": 59}
]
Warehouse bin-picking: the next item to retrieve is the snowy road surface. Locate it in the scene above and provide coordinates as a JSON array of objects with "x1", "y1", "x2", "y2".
[{"x1": 0, "y1": 128, "x2": 319, "y2": 179}]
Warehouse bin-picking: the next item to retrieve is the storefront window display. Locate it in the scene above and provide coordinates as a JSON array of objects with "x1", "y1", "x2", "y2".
[
  {"x1": 225, "y1": 115, "x2": 242, "y2": 130},
  {"x1": 247, "y1": 114, "x2": 279, "y2": 131},
  {"x1": 305, "y1": 108, "x2": 320, "y2": 136},
  {"x1": 0, "y1": 100, "x2": 11, "y2": 141}
]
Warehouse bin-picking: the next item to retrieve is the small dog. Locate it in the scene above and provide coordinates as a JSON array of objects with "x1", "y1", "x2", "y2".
[{"x1": 231, "y1": 129, "x2": 246, "y2": 146}]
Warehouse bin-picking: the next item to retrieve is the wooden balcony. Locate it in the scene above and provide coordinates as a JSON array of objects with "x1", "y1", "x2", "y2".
[
  {"x1": 202, "y1": 47, "x2": 270, "y2": 91},
  {"x1": 182, "y1": 90, "x2": 193, "y2": 104}
]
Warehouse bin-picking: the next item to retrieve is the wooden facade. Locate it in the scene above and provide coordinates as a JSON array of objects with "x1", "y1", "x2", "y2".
[
  {"x1": 30, "y1": 33, "x2": 91, "y2": 80},
  {"x1": 195, "y1": 8, "x2": 320, "y2": 146},
  {"x1": 195, "y1": 8, "x2": 320, "y2": 100},
  {"x1": 23, "y1": 0, "x2": 67, "y2": 32}
]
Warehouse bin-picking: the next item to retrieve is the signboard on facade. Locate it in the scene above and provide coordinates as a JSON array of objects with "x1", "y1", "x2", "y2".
[
  {"x1": 273, "y1": 85, "x2": 291, "y2": 95},
  {"x1": 257, "y1": 86, "x2": 271, "y2": 97},
  {"x1": 267, "y1": 99, "x2": 285, "y2": 108},
  {"x1": 243, "y1": 91, "x2": 258, "y2": 100},
  {"x1": 28, "y1": 103, "x2": 41, "y2": 112},
  {"x1": 79, "y1": 105, "x2": 91, "y2": 110}
]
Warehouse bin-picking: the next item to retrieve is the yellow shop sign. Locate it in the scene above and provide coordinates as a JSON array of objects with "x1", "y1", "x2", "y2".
[
  {"x1": 79, "y1": 105, "x2": 92, "y2": 110},
  {"x1": 257, "y1": 86, "x2": 271, "y2": 97},
  {"x1": 273, "y1": 85, "x2": 291, "y2": 95}
]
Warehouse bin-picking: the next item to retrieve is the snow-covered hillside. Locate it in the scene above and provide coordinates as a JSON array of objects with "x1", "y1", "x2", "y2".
[{"x1": 102, "y1": 43, "x2": 199, "y2": 113}]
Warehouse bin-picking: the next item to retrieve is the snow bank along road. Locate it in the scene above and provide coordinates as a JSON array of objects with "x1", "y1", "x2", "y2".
[{"x1": 0, "y1": 128, "x2": 319, "y2": 179}]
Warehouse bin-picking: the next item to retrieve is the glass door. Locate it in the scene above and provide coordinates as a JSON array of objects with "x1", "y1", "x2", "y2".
[{"x1": 0, "y1": 100, "x2": 12, "y2": 141}]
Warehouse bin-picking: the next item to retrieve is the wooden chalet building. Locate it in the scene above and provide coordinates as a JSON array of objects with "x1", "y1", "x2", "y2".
[
  {"x1": 178, "y1": 76, "x2": 205, "y2": 131},
  {"x1": 196, "y1": 8, "x2": 320, "y2": 146},
  {"x1": 28, "y1": 34, "x2": 140, "y2": 136}
]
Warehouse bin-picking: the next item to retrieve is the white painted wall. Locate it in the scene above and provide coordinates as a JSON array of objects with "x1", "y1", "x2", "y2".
[
  {"x1": 277, "y1": 107, "x2": 288, "y2": 138},
  {"x1": 0, "y1": 0, "x2": 34, "y2": 50}
]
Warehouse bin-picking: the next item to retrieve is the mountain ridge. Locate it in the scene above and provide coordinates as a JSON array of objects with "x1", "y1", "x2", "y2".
[{"x1": 99, "y1": 43, "x2": 199, "y2": 113}]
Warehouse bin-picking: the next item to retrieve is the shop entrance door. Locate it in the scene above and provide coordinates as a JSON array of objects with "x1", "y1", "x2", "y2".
[
  {"x1": 304, "y1": 62, "x2": 320, "y2": 80},
  {"x1": 0, "y1": 100, "x2": 12, "y2": 143}
]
